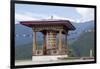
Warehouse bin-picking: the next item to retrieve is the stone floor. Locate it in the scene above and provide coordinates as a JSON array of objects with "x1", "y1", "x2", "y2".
[{"x1": 15, "y1": 58, "x2": 94, "y2": 66}]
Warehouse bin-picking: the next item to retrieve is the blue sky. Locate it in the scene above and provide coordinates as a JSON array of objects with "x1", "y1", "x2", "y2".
[{"x1": 15, "y1": 4, "x2": 94, "y2": 24}]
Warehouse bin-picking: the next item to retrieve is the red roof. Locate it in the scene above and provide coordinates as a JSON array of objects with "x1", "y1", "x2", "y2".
[{"x1": 20, "y1": 20, "x2": 75, "y2": 30}]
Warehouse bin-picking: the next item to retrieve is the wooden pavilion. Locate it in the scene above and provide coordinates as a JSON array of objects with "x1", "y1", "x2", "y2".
[{"x1": 20, "y1": 20, "x2": 75, "y2": 58}]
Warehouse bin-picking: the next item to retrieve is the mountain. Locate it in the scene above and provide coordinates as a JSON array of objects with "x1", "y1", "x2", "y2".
[
  {"x1": 15, "y1": 43, "x2": 32, "y2": 60},
  {"x1": 15, "y1": 24, "x2": 43, "y2": 46},
  {"x1": 15, "y1": 20, "x2": 94, "y2": 46},
  {"x1": 69, "y1": 30, "x2": 94, "y2": 57},
  {"x1": 68, "y1": 20, "x2": 94, "y2": 40}
]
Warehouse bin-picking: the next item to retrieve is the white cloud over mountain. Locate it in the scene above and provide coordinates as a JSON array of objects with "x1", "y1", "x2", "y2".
[
  {"x1": 15, "y1": 8, "x2": 94, "y2": 24},
  {"x1": 15, "y1": 12, "x2": 48, "y2": 24},
  {"x1": 15, "y1": 13, "x2": 37, "y2": 21},
  {"x1": 15, "y1": 12, "x2": 75, "y2": 24},
  {"x1": 75, "y1": 8, "x2": 94, "y2": 22},
  {"x1": 47, "y1": 15, "x2": 75, "y2": 22}
]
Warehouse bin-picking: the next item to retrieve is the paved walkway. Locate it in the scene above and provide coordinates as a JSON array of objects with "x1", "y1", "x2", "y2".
[{"x1": 15, "y1": 59, "x2": 94, "y2": 66}]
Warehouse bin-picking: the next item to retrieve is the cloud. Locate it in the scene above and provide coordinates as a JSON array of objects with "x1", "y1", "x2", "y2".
[
  {"x1": 46, "y1": 15, "x2": 75, "y2": 22},
  {"x1": 76, "y1": 8, "x2": 94, "y2": 22},
  {"x1": 15, "y1": 13, "x2": 38, "y2": 24},
  {"x1": 15, "y1": 12, "x2": 76, "y2": 24},
  {"x1": 23, "y1": 12, "x2": 49, "y2": 18},
  {"x1": 15, "y1": 12, "x2": 49, "y2": 24}
]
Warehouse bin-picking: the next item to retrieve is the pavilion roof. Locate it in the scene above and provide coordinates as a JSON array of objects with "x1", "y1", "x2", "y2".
[{"x1": 20, "y1": 20, "x2": 75, "y2": 30}]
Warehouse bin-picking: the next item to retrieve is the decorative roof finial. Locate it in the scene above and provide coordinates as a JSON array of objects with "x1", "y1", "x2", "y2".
[{"x1": 51, "y1": 15, "x2": 53, "y2": 20}]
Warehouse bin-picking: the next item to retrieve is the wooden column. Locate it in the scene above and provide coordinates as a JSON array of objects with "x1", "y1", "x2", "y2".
[
  {"x1": 43, "y1": 31, "x2": 47, "y2": 55},
  {"x1": 65, "y1": 32, "x2": 67, "y2": 48},
  {"x1": 59, "y1": 30, "x2": 62, "y2": 50},
  {"x1": 33, "y1": 31, "x2": 37, "y2": 51},
  {"x1": 65, "y1": 31, "x2": 68, "y2": 54}
]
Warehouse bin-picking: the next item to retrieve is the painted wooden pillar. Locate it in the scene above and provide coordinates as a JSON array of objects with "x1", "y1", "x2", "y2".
[
  {"x1": 59, "y1": 30, "x2": 62, "y2": 50},
  {"x1": 65, "y1": 31, "x2": 68, "y2": 54},
  {"x1": 65, "y1": 32, "x2": 67, "y2": 48},
  {"x1": 33, "y1": 31, "x2": 37, "y2": 50},
  {"x1": 43, "y1": 31, "x2": 47, "y2": 55}
]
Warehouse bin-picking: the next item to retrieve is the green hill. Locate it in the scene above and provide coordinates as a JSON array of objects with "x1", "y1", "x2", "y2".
[
  {"x1": 69, "y1": 31, "x2": 94, "y2": 57},
  {"x1": 15, "y1": 41, "x2": 43, "y2": 60},
  {"x1": 15, "y1": 43, "x2": 32, "y2": 60}
]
